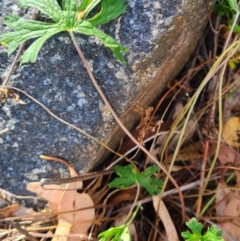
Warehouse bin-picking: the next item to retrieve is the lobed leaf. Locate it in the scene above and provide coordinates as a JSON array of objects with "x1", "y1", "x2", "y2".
[
  {"x1": 1, "y1": 0, "x2": 128, "y2": 64},
  {"x1": 61, "y1": 0, "x2": 77, "y2": 27},
  {"x1": 88, "y1": 0, "x2": 128, "y2": 26},
  {"x1": 1, "y1": 28, "x2": 49, "y2": 56},
  {"x1": 19, "y1": 28, "x2": 62, "y2": 64},
  {"x1": 74, "y1": 20, "x2": 128, "y2": 64},
  {"x1": 3, "y1": 15, "x2": 56, "y2": 31},
  {"x1": 98, "y1": 225, "x2": 130, "y2": 241},
  {"x1": 17, "y1": 0, "x2": 62, "y2": 22}
]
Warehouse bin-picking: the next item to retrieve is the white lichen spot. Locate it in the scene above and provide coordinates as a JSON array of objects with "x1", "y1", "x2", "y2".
[
  {"x1": 77, "y1": 98, "x2": 87, "y2": 107},
  {"x1": 128, "y1": 0, "x2": 135, "y2": 8},
  {"x1": 77, "y1": 92, "x2": 86, "y2": 98},
  {"x1": 153, "y1": 2, "x2": 161, "y2": 9},
  {"x1": 88, "y1": 59, "x2": 94, "y2": 71},
  {"x1": 115, "y1": 67, "x2": 128, "y2": 81},
  {"x1": 115, "y1": 16, "x2": 122, "y2": 42},
  {"x1": 107, "y1": 62, "x2": 114, "y2": 69},
  {"x1": 152, "y1": 29, "x2": 159, "y2": 37},
  {"x1": 12, "y1": 142, "x2": 18, "y2": 148},
  {"x1": 0, "y1": 138, "x2": 3, "y2": 144}
]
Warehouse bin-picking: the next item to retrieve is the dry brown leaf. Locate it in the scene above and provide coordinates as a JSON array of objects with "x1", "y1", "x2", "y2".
[
  {"x1": 59, "y1": 190, "x2": 95, "y2": 237},
  {"x1": 0, "y1": 203, "x2": 20, "y2": 217},
  {"x1": 222, "y1": 116, "x2": 240, "y2": 147},
  {"x1": 217, "y1": 143, "x2": 236, "y2": 166},
  {"x1": 27, "y1": 182, "x2": 65, "y2": 212},
  {"x1": 152, "y1": 196, "x2": 179, "y2": 241},
  {"x1": 53, "y1": 218, "x2": 72, "y2": 241},
  {"x1": 216, "y1": 181, "x2": 240, "y2": 241},
  {"x1": 215, "y1": 181, "x2": 231, "y2": 216},
  {"x1": 27, "y1": 157, "x2": 95, "y2": 240},
  {"x1": 217, "y1": 143, "x2": 240, "y2": 183},
  {"x1": 135, "y1": 105, "x2": 162, "y2": 144}
]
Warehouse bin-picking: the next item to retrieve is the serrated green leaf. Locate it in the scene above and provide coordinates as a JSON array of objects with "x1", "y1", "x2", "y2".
[
  {"x1": 3, "y1": 15, "x2": 56, "y2": 31},
  {"x1": 138, "y1": 176, "x2": 163, "y2": 195},
  {"x1": 108, "y1": 165, "x2": 139, "y2": 188},
  {"x1": 141, "y1": 165, "x2": 159, "y2": 177},
  {"x1": 98, "y1": 224, "x2": 129, "y2": 241},
  {"x1": 1, "y1": 16, "x2": 60, "y2": 55},
  {"x1": 88, "y1": 0, "x2": 127, "y2": 26},
  {"x1": 109, "y1": 164, "x2": 162, "y2": 195},
  {"x1": 61, "y1": 0, "x2": 77, "y2": 26},
  {"x1": 17, "y1": 0, "x2": 62, "y2": 22},
  {"x1": 20, "y1": 28, "x2": 62, "y2": 64},
  {"x1": 2, "y1": 0, "x2": 128, "y2": 64},
  {"x1": 74, "y1": 19, "x2": 128, "y2": 64},
  {"x1": 203, "y1": 226, "x2": 224, "y2": 241},
  {"x1": 186, "y1": 218, "x2": 203, "y2": 236}
]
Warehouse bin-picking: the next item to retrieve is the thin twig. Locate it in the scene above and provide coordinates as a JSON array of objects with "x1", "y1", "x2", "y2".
[
  {"x1": 1, "y1": 43, "x2": 26, "y2": 87},
  {"x1": 69, "y1": 31, "x2": 185, "y2": 220},
  {"x1": 7, "y1": 86, "x2": 131, "y2": 163}
]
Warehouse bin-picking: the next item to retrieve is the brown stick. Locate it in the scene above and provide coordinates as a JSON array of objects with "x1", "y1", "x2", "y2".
[{"x1": 69, "y1": 31, "x2": 185, "y2": 220}]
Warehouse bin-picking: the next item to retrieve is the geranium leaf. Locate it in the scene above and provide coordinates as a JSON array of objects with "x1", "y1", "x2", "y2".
[
  {"x1": 89, "y1": 0, "x2": 127, "y2": 26},
  {"x1": 74, "y1": 20, "x2": 128, "y2": 64},
  {"x1": 20, "y1": 28, "x2": 62, "y2": 64},
  {"x1": 17, "y1": 0, "x2": 62, "y2": 22},
  {"x1": 78, "y1": 0, "x2": 102, "y2": 18},
  {"x1": 1, "y1": 0, "x2": 128, "y2": 64}
]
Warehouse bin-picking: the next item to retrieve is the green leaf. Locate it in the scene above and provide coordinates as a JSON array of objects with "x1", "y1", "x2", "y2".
[
  {"x1": 108, "y1": 165, "x2": 138, "y2": 188},
  {"x1": 78, "y1": 0, "x2": 102, "y2": 18},
  {"x1": 74, "y1": 20, "x2": 128, "y2": 64},
  {"x1": 1, "y1": 0, "x2": 128, "y2": 64},
  {"x1": 78, "y1": 0, "x2": 95, "y2": 11},
  {"x1": 3, "y1": 15, "x2": 57, "y2": 31},
  {"x1": 227, "y1": 0, "x2": 239, "y2": 13},
  {"x1": 181, "y1": 218, "x2": 224, "y2": 241},
  {"x1": 17, "y1": 0, "x2": 62, "y2": 22},
  {"x1": 1, "y1": 15, "x2": 60, "y2": 56},
  {"x1": 98, "y1": 224, "x2": 130, "y2": 241},
  {"x1": 203, "y1": 226, "x2": 224, "y2": 241},
  {"x1": 20, "y1": 28, "x2": 62, "y2": 64},
  {"x1": 61, "y1": 0, "x2": 77, "y2": 27},
  {"x1": 88, "y1": 0, "x2": 128, "y2": 26},
  {"x1": 109, "y1": 164, "x2": 162, "y2": 195}
]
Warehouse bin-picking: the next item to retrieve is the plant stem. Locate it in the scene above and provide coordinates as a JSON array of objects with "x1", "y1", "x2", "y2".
[{"x1": 69, "y1": 31, "x2": 185, "y2": 219}]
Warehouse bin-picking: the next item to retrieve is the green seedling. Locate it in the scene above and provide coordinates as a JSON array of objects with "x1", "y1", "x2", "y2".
[
  {"x1": 212, "y1": 0, "x2": 240, "y2": 32},
  {"x1": 98, "y1": 204, "x2": 140, "y2": 241},
  {"x1": 108, "y1": 164, "x2": 163, "y2": 196},
  {"x1": 181, "y1": 218, "x2": 224, "y2": 241},
  {"x1": 0, "y1": 0, "x2": 128, "y2": 65}
]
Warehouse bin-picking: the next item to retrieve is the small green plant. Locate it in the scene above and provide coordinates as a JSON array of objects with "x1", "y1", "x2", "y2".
[
  {"x1": 181, "y1": 218, "x2": 224, "y2": 241},
  {"x1": 108, "y1": 164, "x2": 163, "y2": 196},
  {"x1": 98, "y1": 164, "x2": 162, "y2": 240},
  {"x1": 212, "y1": 0, "x2": 240, "y2": 32},
  {"x1": 98, "y1": 204, "x2": 140, "y2": 241},
  {"x1": 0, "y1": 0, "x2": 128, "y2": 65}
]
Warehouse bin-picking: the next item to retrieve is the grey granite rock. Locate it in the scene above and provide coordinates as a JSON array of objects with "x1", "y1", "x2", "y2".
[{"x1": 0, "y1": 0, "x2": 210, "y2": 195}]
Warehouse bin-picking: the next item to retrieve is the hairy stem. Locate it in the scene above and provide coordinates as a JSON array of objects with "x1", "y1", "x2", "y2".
[{"x1": 69, "y1": 31, "x2": 185, "y2": 219}]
